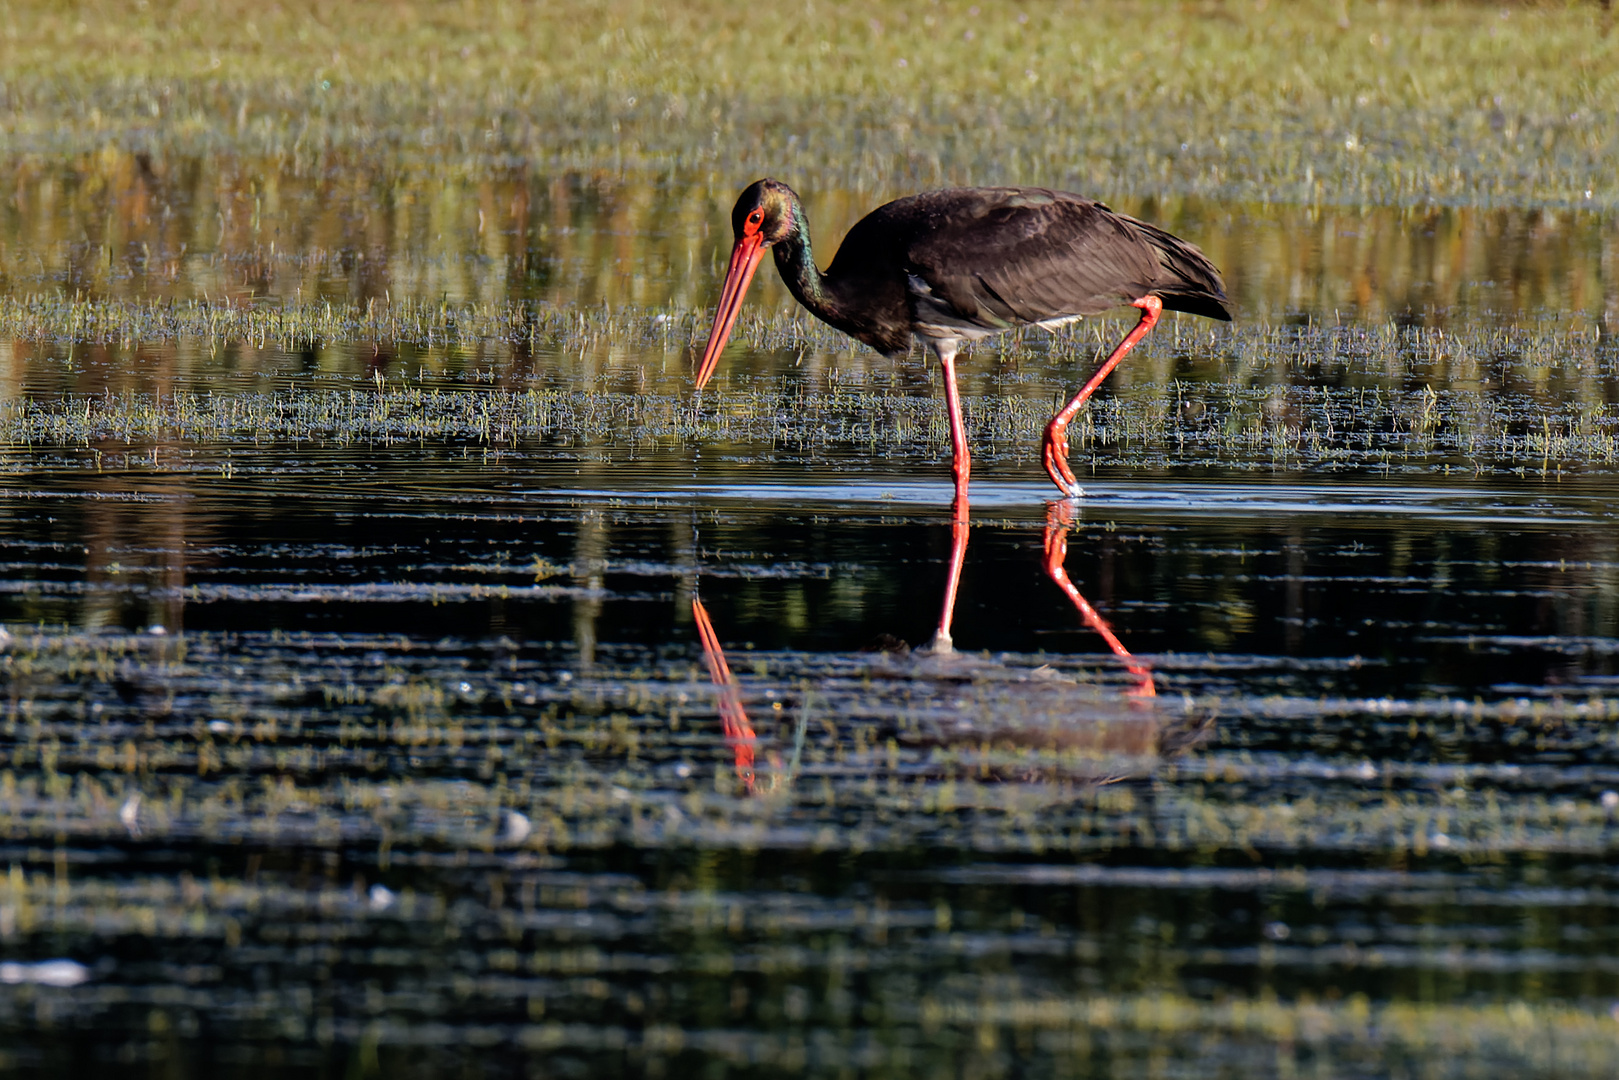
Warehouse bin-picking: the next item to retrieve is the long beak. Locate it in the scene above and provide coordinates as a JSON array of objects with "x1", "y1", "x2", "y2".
[{"x1": 694, "y1": 233, "x2": 767, "y2": 391}]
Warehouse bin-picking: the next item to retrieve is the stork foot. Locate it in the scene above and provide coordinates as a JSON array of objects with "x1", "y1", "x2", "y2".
[{"x1": 1041, "y1": 424, "x2": 1086, "y2": 499}]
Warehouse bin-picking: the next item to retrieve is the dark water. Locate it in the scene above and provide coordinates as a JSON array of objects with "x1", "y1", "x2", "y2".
[
  {"x1": 6, "y1": 465, "x2": 1614, "y2": 698},
  {"x1": 1, "y1": 460, "x2": 1617, "y2": 1075},
  {"x1": 2, "y1": 161, "x2": 1619, "y2": 1076}
]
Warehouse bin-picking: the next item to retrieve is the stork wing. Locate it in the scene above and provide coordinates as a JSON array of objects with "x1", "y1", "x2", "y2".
[
  {"x1": 822, "y1": 187, "x2": 1229, "y2": 349},
  {"x1": 900, "y1": 189, "x2": 1161, "y2": 330},
  {"x1": 857, "y1": 187, "x2": 1231, "y2": 330}
]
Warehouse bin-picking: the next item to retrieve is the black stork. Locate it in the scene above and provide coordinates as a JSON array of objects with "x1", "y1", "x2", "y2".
[{"x1": 695, "y1": 179, "x2": 1231, "y2": 505}]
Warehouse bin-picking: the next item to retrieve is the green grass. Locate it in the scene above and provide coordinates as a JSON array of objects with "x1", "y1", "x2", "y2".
[{"x1": 1, "y1": 0, "x2": 1616, "y2": 208}]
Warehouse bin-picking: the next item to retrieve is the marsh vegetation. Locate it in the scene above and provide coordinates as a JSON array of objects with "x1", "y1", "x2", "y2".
[{"x1": 0, "y1": 1, "x2": 1617, "y2": 1076}]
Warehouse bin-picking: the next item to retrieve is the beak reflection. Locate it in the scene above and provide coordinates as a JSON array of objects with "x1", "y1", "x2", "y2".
[{"x1": 692, "y1": 596, "x2": 757, "y2": 793}]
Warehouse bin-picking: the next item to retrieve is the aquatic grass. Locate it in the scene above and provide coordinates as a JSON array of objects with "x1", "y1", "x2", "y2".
[
  {"x1": 0, "y1": 1, "x2": 1616, "y2": 210},
  {"x1": 7, "y1": 292, "x2": 1615, "y2": 378},
  {"x1": 0, "y1": 293, "x2": 708, "y2": 352},
  {"x1": 2, "y1": 380, "x2": 1615, "y2": 477},
  {"x1": 2, "y1": 303, "x2": 1616, "y2": 477}
]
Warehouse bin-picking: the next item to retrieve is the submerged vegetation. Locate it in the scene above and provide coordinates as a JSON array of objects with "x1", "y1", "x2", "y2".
[{"x1": 3, "y1": 371, "x2": 1619, "y2": 479}]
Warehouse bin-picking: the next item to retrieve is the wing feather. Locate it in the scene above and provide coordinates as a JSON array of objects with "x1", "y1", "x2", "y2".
[
  {"x1": 821, "y1": 187, "x2": 1229, "y2": 347},
  {"x1": 907, "y1": 191, "x2": 1158, "y2": 324}
]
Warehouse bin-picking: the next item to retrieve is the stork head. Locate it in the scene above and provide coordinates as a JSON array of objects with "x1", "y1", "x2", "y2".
[{"x1": 694, "y1": 179, "x2": 802, "y2": 391}]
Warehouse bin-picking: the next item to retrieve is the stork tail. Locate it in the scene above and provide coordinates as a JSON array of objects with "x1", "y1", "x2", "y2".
[{"x1": 1128, "y1": 217, "x2": 1232, "y2": 321}]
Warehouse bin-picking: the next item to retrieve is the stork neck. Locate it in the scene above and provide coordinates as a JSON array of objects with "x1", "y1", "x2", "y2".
[{"x1": 771, "y1": 218, "x2": 838, "y2": 323}]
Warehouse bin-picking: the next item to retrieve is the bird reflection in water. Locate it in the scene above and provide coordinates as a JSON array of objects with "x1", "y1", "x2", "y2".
[
  {"x1": 1040, "y1": 500, "x2": 1157, "y2": 698},
  {"x1": 926, "y1": 494, "x2": 1154, "y2": 702},
  {"x1": 693, "y1": 496, "x2": 1204, "y2": 795}
]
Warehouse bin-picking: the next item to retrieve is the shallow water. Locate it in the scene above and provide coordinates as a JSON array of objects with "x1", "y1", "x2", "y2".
[{"x1": 1, "y1": 165, "x2": 1618, "y2": 1076}]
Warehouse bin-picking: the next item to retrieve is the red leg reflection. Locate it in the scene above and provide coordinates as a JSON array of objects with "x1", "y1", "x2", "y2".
[
  {"x1": 1043, "y1": 501, "x2": 1156, "y2": 697},
  {"x1": 691, "y1": 597, "x2": 757, "y2": 791},
  {"x1": 928, "y1": 494, "x2": 970, "y2": 654}
]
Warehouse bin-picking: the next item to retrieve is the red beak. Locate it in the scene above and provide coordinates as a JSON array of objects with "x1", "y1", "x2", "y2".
[{"x1": 694, "y1": 232, "x2": 767, "y2": 391}]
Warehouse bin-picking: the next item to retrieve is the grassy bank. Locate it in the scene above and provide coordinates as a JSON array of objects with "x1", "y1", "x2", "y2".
[{"x1": 1, "y1": 0, "x2": 1615, "y2": 208}]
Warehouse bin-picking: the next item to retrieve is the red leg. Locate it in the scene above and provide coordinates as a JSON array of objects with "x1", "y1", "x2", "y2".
[
  {"x1": 1043, "y1": 295, "x2": 1163, "y2": 497},
  {"x1": 928, "y1": 500, "x2": 969, "y2": 653},
  {"x1": 928, "y1": 341, "x2": 973, "y2": 653},
  {"x1": 936, "y1": 342, "x2": 972, "y2": 513},
  {"x1": 1042, "y1": 502, "x2": 1156, "y2": 697},
  {"x1": 691, "y1": 598, "x2": 757, "y2": 792}
]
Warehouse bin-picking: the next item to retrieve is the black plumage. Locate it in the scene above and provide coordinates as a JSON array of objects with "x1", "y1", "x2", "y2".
[{"x1": 825, "y1": 187, "x2": 1228, "y2": 353}]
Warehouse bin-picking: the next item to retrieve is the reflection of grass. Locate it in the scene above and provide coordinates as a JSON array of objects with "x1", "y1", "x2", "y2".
[
  {"x1": 2, "y1": 623, "x2": 1617, "y2": 1069},
  {"x1": 1, "y1": 0, "x2": 1614, "y2": 208}
]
